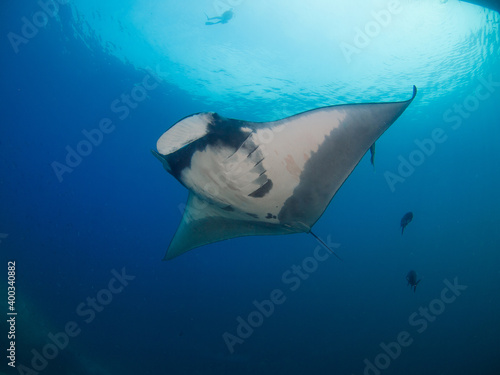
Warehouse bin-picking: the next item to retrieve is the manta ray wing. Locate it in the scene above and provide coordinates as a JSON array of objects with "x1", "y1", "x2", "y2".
[
  {"x1": 163, "y1": 193, "x2": 299, "y2": 260},
  {"x1": 154, "y1": 86, "x2": 417, "y2": 259}
]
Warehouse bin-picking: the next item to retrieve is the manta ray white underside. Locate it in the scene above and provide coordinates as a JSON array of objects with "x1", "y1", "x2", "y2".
[{"x1": 153, "y1": 87, "x2": 416, "y2": 260}]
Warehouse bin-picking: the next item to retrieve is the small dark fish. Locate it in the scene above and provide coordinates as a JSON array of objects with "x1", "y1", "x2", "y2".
[
  {"x1": 369, "y1": 143, "x2": 375, "y2": 168},
  {"x1": 400, "y1": 212, "x2": 413, "y2": 234},
  {"x1": 406, "y1": 270, "x2": 421, "y2": 292}
]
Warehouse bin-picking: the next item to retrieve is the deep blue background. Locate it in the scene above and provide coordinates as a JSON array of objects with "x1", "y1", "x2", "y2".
[{"x1": 1, "y1": 1, "x2": 499, "y2": 375}]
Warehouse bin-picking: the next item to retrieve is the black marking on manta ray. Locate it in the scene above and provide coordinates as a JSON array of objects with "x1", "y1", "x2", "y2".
[
  {"x1": 247, "y1": 145, "x2": 260, "y2": 158},
  {"x1": 166, "y1": 115, "x2": 251, "y2": 180},
  {"x1": 265, "y1": 213, "x2": 277, "y2": 219},
  {"x1": 254, "y1": 158, "x2": 265, "y2": 167},
  {"x1": 246, "y1": 213, "x2": 259, "y2": 218},
  {"x1": 249, "y1": 179, "x2": 273, "y2": 198},
  {"x1": 225, "y1": 132, "x2": 253, "y2": 159},
  {"x1": 209, "y1": 113, "x2": 252, "y2": 150}
]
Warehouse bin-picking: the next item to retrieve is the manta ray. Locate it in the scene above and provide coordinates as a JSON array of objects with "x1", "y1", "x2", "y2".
[{"x1": 153, "y1": 86, "x2": 417, "y2": 260}]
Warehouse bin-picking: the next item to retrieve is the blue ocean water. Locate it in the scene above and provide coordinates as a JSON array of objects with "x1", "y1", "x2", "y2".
[{"x1": 1, "y1": 1, "x2": 500, "y2": 374}]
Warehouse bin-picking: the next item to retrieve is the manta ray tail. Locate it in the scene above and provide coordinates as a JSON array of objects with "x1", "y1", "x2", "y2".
[{"x1": 309, "y1": 231, "x2": 342, "y2": 261}]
